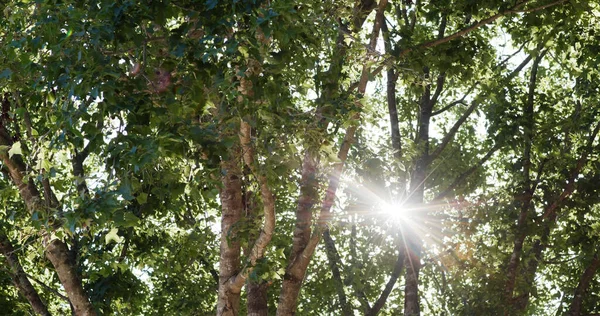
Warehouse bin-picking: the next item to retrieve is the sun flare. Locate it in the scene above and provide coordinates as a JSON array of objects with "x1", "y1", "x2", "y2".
[{"x1": 380, "y1": 202, "x2": 410, "y2": 223}]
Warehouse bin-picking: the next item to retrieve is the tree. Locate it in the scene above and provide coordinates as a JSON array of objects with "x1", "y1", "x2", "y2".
[{"x1": 1, "y1": 0, "x2": 599, "y2": 315}]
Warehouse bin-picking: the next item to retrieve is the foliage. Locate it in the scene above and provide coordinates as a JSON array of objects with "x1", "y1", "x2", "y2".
[{"x1": 1, "y1": 0, "x2": 600, "y2": 315}]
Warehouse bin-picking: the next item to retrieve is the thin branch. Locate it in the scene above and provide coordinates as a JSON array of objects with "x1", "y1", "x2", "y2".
[
  {"x1": 511, "y1": 0, "x2": 570, "y2": 13},
  {"x1": 542, "y1": 120, "x2": 600, "y2": 220},
  {"x1": 431, "y1": 81, "x2": 477, "y2": 117},
  {"x1": 348, "y1": 0, "x2": 568, "y2": 92},
  {"x1": 496, "y1": 41, "x2": 529, "y2": 70},
  {"x1": 26, "y1": 272, "x2": 70, "y2": 302},
  {"x1": 366, "y1": 248, "x2": 405, "y2": 316},
  {"x1": 434, "y1": 143, "x2": 502, "y2": 201},
  {"x1": 429, "y1": 50, "x2": 537, "y2": 162},
  {"x1": 323, "y1": 229, "x2": 353, "y2": 315}
]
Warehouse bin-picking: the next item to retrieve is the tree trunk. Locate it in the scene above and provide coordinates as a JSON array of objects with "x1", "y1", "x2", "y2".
[
  {"x1": 277, "y1": 1, "x2": 383, "y2": 313},
  {"x1": 45, "y1": 239, "x2": 96, "y2": 316},
  {"x1": 568, "y1": 252, "x2": 600, "y2": 316},
  {"x1": 0, "y1": 128, "x2": 96, "y2": 316},
  {"x1": 0, "y1": 232, "x2": 50, "y2": 316},
  {"x1": 247, "y1": 281, "x2": 269, "y2": 316},
  {"x1": 245, "y1": 189, "x2": 269, "y2": 316},
  {"x1": 217, "y1": 153, "x2": 244, "y2": 316},
  {"x1": 403, "y1": 67, "x2": 433, "y2": 316},
  {"x1": 504, "y1": 54, "x2": 542, "y2": 312}
]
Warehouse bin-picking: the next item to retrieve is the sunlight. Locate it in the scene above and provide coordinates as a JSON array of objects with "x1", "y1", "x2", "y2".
[{"x1": 380, "y1": 202, "x2": 410, "y2": 223}]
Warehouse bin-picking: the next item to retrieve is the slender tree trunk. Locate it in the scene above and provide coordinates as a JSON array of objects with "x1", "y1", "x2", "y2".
[
  {"x1": 323, "y1": 229, "x2": 353, "y2": 315},
  {"x1": 568, "y1": 252, "x2": 600, "y2": 316},
  {"x1": 504, "y1": 54, "x2": 543, "y2": 312},
  {"x1": 0, "y1": 232, "x2": 51, "y2": 316},
  {"x1": 0, "y1": 128, "x2": 96, "y2": 316},
  {"x1": 245, "y1": 190, "x2": 269, "y2": 316},
  {"x1": 277, "y1": 1, "x2": 381, "y2": 312},
  {"x1": 217, "y1": 152, "x2": 244, "y2": 316},
  {"x1": 403, "y1": 66, "x2": 433, "y2": 316}
]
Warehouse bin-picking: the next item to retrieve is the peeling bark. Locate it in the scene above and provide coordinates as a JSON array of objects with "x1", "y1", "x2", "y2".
[
  {"x1": 277, "y1": 1, "x2": 383, "y2": 313},
  {"x1": 217, "y1": 151, "x2": 244, "y2": 316}
]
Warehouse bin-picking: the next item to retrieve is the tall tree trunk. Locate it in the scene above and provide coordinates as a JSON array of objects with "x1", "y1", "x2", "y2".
[
  {"x1": 0, "y1": 128, "x2": 96, "y2": 316},
  {"x1": 217, "y1": 152, "x2": 244, "y2": 316},
  {"x1": 503, "y1": 54, "x2": 543, "y2": 312},
  {"x1": 568, "y1": 252, "x2": 600, "y2": 316},
  {"x1": 277, "y1": 0, "x2": 387, "y2": 315},
  {"x1": 403, "y1": 67, "x2": 433, "y2": 316},
  {"x1": 277, "y1": 1, "x2": 381, "y2": 313},
  {"x1": 245, "y1": 189, "x2": 269, "y2": 316},
  {"x1": 0, "y1": 232, "x2": 51, "y2": 316}
]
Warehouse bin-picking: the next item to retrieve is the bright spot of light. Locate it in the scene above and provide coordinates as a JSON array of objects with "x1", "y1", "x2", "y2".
[{"x1": 380, "y1": 202, "x2": 410, "y2": 224}]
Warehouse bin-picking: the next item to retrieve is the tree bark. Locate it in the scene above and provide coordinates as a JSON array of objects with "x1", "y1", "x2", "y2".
[
  {"x1": 403, "y1": 66, "x2": 433, "y2": 316},
  {"x1": 0, "y1": 127, "x2": 96, "y2": 316},
  {"x1": 217, "y1": 151, "x2": 244, "y2": 316},
  {"x1": 568, "y1": 252, "x2": 600, "y2": 316},
  {"x1": 277, "y1": 1, "x2": 383, "y2": 313},
  {"x1": 244, "y1": 189, "x2": 269, "y2": 316},
  {"x1": 247, "y1": 281, "x2": 269, "y2": 316},
  {"x1": 0, "y1": 232, "x2": 51, "y2": 316}
]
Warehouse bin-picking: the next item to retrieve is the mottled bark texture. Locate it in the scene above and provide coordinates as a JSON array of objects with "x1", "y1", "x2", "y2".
[{"x1": 217, "y1": 153, "x2": 244, "y2": 316}]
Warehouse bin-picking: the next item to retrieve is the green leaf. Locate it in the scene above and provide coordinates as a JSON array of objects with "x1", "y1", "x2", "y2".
[
  {"x1": 8, "y1": 141, "x2": 22, "y2": 158},
  {"x1": 105, "y1": 228, "x2": 122, "y2": 245},
  {"x1": 136, "y1": 192, "x2": 148, "y2": 204},
  {"x1": 0, "y1": 68, "x2": 12, "y2": 79},
  {"x1": 122, "y1": 212, "x2": 140, "y2": 227}
]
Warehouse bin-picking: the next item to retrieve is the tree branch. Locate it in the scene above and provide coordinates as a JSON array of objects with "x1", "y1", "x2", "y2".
[
  {"x1": 348, "y1": 0, "x2": 567, "y2": 92},
  {"x1": 434, "y1": 143, "x2": 502, "y2": 201},
  {"x1": 366, "y1": 247, "x2": 405, "y2": 316},
  {"x1": 229, "y1": 120, "x2": 276, "y2": 291},
  {"x1": 568, "y1": 250, "x2": 600, "y2": 316},
  {"x1": 542, "y1": 120, "x2": 600, "y2": 220},
  {"x1": 323, "y1": 229, "x2": 353, "y2": 315}
]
